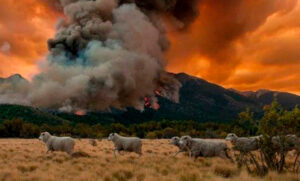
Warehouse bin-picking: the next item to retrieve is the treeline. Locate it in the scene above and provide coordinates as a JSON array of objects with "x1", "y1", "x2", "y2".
[
  {"x1": 0, "y1": 118, "x2": 230, "y2": 139},
  {"x1": 0, "y1": 100, "x2": 299, "y2": 139}
]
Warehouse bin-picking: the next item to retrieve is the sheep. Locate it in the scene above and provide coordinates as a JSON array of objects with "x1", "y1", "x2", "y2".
[
  {"x1": 170, "y1": 136, "x2": 184, "y2": 156},
  {"x1": 179, "y1": 135, "x2": 233, "y2": 161},
  {"x1": 225, "y1": 133, "x2": 262, "y2": 153},
  {"x1": 271, "y1": 135, "x2": 295, "y2": 152},
  {"x1": 225, "y1": 133, "x2": 263, "y2": 165},
  {"x1": 170, "y1": 136, "x2": 204, "y2": 156},
  {"x1": 39, "y1": 132, "x2": 75, "y2": 155},
  {"x1": 283, "y1": 134, "x2": 300, "y2": 170},
  {"x1": 108, "y1": 133, "x2": 142, "y2": 157}
]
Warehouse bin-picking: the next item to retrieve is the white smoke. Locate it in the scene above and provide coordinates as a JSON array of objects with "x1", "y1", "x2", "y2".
[{"x1": 0, "y1": 0, "x2": 181, "y2": 112}]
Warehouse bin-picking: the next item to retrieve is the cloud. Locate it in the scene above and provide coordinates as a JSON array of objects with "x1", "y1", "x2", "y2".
[
  {"x1": 0, "y1": 0, "x2": 300, "y2": 96},
  {"x1": 0, "y1": 0, "x2": 182, "y2": 112},
  {"x1": 0, "y1": 0, "x2": 59, "y2": 79},
  {"x1": 166, "y1": 0, "x2": 300, "y2": 94}
]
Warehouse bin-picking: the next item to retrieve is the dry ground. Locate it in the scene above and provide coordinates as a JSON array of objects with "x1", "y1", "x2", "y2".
[{"x1": 0, "y1": 139, "x2": 299, "y2": 181}]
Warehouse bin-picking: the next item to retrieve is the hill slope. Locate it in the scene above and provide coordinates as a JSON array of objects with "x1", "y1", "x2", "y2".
[
  {"x1": 0, "y1": 73, "x2": 300, "y2": 125},
  {"x1": 0, "y1": 104, "x2": 67, "y2": 125}
]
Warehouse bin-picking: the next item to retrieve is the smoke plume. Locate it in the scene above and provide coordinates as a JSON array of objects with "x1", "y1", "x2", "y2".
[{"x1": 0, "y1": 0, "x2": 204, "y2": 112}]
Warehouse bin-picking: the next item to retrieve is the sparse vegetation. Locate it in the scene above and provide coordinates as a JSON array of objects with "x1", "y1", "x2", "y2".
[
  {"x1": 0, "y1": 101, "x2": 299, "y2": 141},
  {"x1": 0, "y1": 100, "x2": 299, "y2": 179},
  {"x1": 0, "y1": 138, "x2": 299, "y2": 181}
]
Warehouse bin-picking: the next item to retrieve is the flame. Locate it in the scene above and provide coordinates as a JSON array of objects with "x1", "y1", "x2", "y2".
[
  {"x1": 75, "y1": 110, "x2": 86, "y2": 116},
  {"x1": 155, "y1": 89, "x2": 162, "y2": 96},
  {"x1": 144, "y1": 97, "x2": 151, "y2": 108},
  {"x1": 144, "y1": 90, "x2": 164, "y2": 110}
]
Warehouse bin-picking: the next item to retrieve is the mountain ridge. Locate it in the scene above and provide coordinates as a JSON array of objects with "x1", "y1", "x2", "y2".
[{"x1": 0, "y1": 73, "x2": 299, "y2": 124}]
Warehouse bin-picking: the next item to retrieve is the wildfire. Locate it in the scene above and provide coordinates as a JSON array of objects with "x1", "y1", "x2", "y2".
[
  {"x1": 144, "y1": 97, "x2": 151, "y2": 108},
  {"x1": 75, "y1": 110, "x2": 86, "y2": 116},
  {"x1": 155, "y1": 89, "x2": 162, "y2": 96},
  {"x1": 144, "y1": 89, "x2": 163, "y2": 110}
]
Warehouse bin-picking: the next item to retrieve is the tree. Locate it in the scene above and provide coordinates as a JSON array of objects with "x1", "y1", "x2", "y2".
[
  {"x1": 20, "y1": 123, "x2": 40, "y2": 138},
  {"x1": 162, "y1": 127, "x2": 178, "y2": 138},
  {"x1": 258, "y1": 100, "x2": 293, "y2": 173},
  {"x1": 232, "y1": 108, "x2": 257, "y2": 136},
  {"x1": 74, "y1": 123, "x2": 93, "y2": 138},
  {"x1": 3, "y1": 119, "x2": 23, "y2": 137}
]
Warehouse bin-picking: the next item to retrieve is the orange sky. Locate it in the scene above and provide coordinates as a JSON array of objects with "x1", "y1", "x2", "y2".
[
  {"x1": 166, "y1": 0, "x2": 300, "y2": 95},
  {"x1": 0, "y1": 0, "x2": 300, "y2": 95},
  {"x1": 0, "y1": 0, "x2": 58, "y2": 79}
]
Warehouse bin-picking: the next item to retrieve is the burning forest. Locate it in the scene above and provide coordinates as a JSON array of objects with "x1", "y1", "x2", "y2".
[{"x1": 0, "y1": 0, "x2": 201, "y2": 113}]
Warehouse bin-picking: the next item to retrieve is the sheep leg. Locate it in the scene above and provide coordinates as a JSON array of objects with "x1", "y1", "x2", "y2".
[
  {"x1": 113, "y1": 149, "x2": 117, "y2": 158},
  {"x1": 187, "y1": 148, "x2": 192, "y2": 158},
  {"x1": 259, "y1": 150, "x2": 266, "y2": 167},
  {"x1": 249, "y1": 152, "x2": 261, "y2": 173},
  {"x1": 118, "y1": 150, "x2": 124, "y2": 155},
  {"x1": 137, "y1": 147, "x2": 142, "y2": 156},
  {"x1": 238, "y1": 153, "x2": 245, "y2": 168},
  {"x1": 47, "y1": 148, "x2": 53, "y2": 154},
  {"x1": 173, "y1": 150, "x2": 182, "y2": 157},
  {"x1": 293, "y1": 152, "x2": 300, "y2": 172},
  {"x1": 224, "y1": 150, "x2": 234, "y2": 163},
  {"x1": 219, "y1": 151, "x2": 227, "y2": 159}
]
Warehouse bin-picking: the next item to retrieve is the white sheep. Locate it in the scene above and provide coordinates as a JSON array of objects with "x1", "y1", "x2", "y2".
[
  {"x1": 170, "y1": 136, "x2": 184, "y2": 156},
  {"x1": 179, "y1": 136, "x2": 233, "y2": 161},
  {"x1": 225, "y1": 133, "x2": 264, "y2": 165},
  {"x1": 225, "y1": 133, "x2": 262, "y2": 153},
  {"x1": 280, "y1": 134, "x2": 300, "y2": 170},
  {"x1": 108, "y1": 133, "x2": 142, "y2": 157},
  {"x1": 39, "y1": 132, "x2": 75, "y2": 155},
  {"x1": 271, "y1": 135, "x2": 295, "y2": 152},
  {"x1": 170, "y1": 136, "x2": 203, "y2": 156}
]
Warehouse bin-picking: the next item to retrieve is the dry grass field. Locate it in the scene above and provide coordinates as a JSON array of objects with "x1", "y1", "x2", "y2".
[{"x1": 0, "y1": 139, "x2": 299, "y2": 181}]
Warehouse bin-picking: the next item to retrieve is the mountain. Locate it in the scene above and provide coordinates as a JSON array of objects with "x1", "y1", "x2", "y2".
[
  {"x1": 0, "y1": 73, "x2": 300, "y2": 125},
  {"x1": 0, "y1": 104, "x2": 67, "y2": 125},
  {"x1": 0, "y1": 74, "x2": 28, "y2": 84},
  {"x1": 231, "y1": 89, "x2": 300, "y2": 109},
  {"x1": 151, "y1": 73, "x2": 259, "y2": 122}
]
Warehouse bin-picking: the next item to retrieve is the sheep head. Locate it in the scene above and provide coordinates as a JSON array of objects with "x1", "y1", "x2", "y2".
[
  {"x1": 108, "y1": 133, "x2": 118, "y2": 141},
  {"x1": 39, "y1": 132, "x2": 51, "y2": 142},
  {"x1": 179, "y1": 135, "x2": 192, "y2": 148},
  {"x1": 225, "y1": 133, "x2": 238, "y2": 142},
  {"x1": 170, "y1": 136, "x2": 180, "y2": 146}
]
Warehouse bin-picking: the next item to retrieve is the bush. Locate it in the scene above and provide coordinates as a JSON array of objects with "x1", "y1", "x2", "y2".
[
  {"x1": 20, "y1": 123, "x2": 40, "y2": 138},
  {"x1": 146, "y1": 132, "x2": 157, "y2": 139},
  {"x1": 162, "y1": 127, "x2": 178, "y2": 138}
]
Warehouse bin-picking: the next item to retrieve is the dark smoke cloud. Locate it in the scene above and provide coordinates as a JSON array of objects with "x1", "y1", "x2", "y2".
[
  {"x1": 44, "y1": 0, "x2": 199, "y2": 26},
  {"x1": 119, "y1": 0, "x2": 199, "y2": 24},
  {"x1": 0, "y1": 0, "x2": 188, "y2": 112}
]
